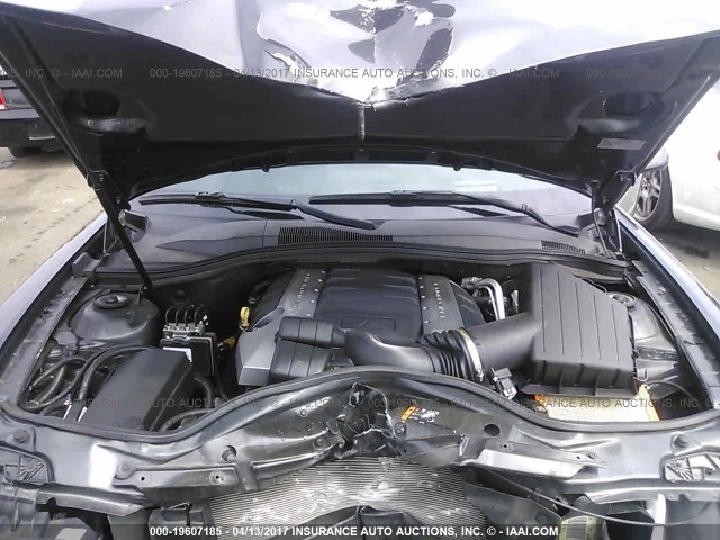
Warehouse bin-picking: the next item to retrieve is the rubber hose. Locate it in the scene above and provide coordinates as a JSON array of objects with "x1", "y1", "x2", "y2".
[
  {"x1": 76, "y1": 345, "x2": 150, "y2": 403},
  {"x1": 24, "y1": 347, "x2": 149, "y2": 413},
  {"x1": 32, "y1": 356, "x2": 84, "y2": 388},
  {"x1": 23, "y1": 374, "x2": 84, "y2": 412},
  {"x1": 274, "y1": 314, "x2": 541, "y2": 383},
  {"x1": 343, "y1": 330, "x2": 477, "y2": 380},
  {"x1": 193, "y1": 373, "x2": 215, "y2": 408},
  {"x1": 40, "y1": 400, "x2": 69, "y2": 416},
  {"x1": 32, "y1": 366, "x2": 68, "y2": 404},
  {"x1": 340, "y1": 315, "x2": 540, "y2": 379},
  {"x1": 215, "y1": 372, "x2": 229, "y2": 401},
  {"x1": 159, "y1": 409, "x2": 214, "y2": 432},
  {"x1": 420, "y1": 330, "x2": 477, "y2": 380}
]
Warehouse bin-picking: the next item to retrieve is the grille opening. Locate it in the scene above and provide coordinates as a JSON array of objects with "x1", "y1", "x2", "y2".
[
  {"x1": 541, "y1": 240, "x2": 586, "y2": 254},
  {"x1": 279, "y1": 226, "x2": 392, "y2": 245}
]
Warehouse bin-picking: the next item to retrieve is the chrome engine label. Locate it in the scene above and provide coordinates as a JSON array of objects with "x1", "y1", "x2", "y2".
[
  {"x1": 419, "y1": 275, "x2": 465, "y2": 334},
  {"x1": 279, "y1": 268, "x2": 326, "y2": 317}
]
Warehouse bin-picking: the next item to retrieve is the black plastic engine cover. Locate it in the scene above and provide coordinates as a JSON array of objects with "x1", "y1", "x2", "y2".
[
  {"x1": 235, "y1": 267, "x2": 485, "y2": 386},
  {"x1": 314, "y1": 268, "x2": 422, "y2": 345}
]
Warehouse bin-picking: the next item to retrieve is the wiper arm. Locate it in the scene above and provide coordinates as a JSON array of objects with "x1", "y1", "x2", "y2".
[
  {"x1": 139, "y1": 192, "x2": 377, "y2": 231},
  {"x1": 309, "y1": 190, "x2": 576, "y2": 237}
]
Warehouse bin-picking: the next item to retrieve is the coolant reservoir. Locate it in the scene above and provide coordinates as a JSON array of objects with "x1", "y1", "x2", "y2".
[{"x1": 70, "y1": 292, "x2": 161, "y2": 347}]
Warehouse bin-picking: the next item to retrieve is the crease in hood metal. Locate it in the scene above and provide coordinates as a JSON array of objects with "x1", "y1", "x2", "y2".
[{"x1": 0, "y1": 0, "x2": 720, "y2": 202}]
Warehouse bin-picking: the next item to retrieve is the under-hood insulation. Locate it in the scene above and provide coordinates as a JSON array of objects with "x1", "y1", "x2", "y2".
[
  {"x1": 209, "y1": 458, "x2": 485, "y2": 540},
  {"x1": 1, "y1": 1, "x2": 720, "y2": 199}
]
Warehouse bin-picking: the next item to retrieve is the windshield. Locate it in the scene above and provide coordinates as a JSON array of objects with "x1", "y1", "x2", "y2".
[{"x1": 152, "y1": 164, "x2": 589, "y2": 216}]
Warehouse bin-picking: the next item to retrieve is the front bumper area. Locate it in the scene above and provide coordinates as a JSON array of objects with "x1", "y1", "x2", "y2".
[{"x1": 0, "y1": 108, "x2": 57, "y2": 149}]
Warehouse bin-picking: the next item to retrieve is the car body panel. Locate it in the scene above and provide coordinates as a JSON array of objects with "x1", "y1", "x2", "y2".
[
  {"x1": 8, "y1": 0, "x2": 720, "y2": 102},
  {"x1": 666, "y1": 84, "x2": 720, "y2": 229},
  {"x1": 1, "y1": 3, "x2": 720, "y2": 518},
  {"x1": 617, "y1": 146, "x2": 669, "y2": 214},
  {"x1": 0, "y1": 65, "x2": 56, "y2": 148},
  {"x1": 0, "y1": 1, "x2": 720, "y2": 204},
  {"x1": 619, "y1": 84, "x2": 720, "y2": 230}
]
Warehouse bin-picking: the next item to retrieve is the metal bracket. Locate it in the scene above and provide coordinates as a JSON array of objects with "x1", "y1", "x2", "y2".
[
  {"x1": 467, "y1": 440, "x2": 605, "y2": 479},
  {"x1": 113, "y1": 465, "x2": 240, "y2": 491},
  {"x1": 0, "y1": 446, "x2": 48, "y2": 484},
  {"x1": 664, "y1": 452, "x2": 720, "y2": 483}
]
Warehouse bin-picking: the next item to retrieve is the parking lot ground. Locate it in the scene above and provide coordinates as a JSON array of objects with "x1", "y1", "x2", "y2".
[
  {"x1": 2, "y1": 149, "x2": 720, "y2": 305},
  {"x1": 0, "y1": 147, "x2": 100, "y2": 304},
  {"x1": 655, "y1": 224, "x2": 720, "y2": 298}
]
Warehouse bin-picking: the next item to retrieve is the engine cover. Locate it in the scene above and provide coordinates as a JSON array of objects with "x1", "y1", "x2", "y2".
[
  {"x1": 234, "y1": 268, "x2": 484, "y2": 386},
  {"x1": 314, "y1": 268, "x2": 421, "y2": 345}
]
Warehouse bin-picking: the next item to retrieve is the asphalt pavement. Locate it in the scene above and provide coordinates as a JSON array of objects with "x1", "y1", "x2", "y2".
[
  {"x1": 0, "y1": 147, "x2": 100, "y2": 303},
  {"x1": 1, "y1": 148, "x2": 720, "y2": 305}
]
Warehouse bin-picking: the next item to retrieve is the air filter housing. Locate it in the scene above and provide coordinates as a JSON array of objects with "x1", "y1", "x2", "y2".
[{"x1": 520, "y1": 264, "x2": 635, "y2": 396}]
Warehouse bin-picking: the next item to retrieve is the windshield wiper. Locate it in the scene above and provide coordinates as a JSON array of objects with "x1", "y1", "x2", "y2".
[
  {"x1": 139, "y1": 191, "x2": 377, "y2": 231},
  {"x1": 309, "y1": 190, "x2": 577, "y2": 236}
]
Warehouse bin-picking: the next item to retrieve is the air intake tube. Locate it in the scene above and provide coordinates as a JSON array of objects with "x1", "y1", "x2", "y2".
[
  {"x1": 345, "y1": 313, "x2": 540, "y2": 382},
  {"x1": 272, "y1": 315, "x2": 540, "y2": 382}
]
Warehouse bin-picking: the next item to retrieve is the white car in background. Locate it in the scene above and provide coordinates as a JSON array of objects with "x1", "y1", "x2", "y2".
[{"x1": 620, "y1": 82, "x2": 720, "y2": 230}]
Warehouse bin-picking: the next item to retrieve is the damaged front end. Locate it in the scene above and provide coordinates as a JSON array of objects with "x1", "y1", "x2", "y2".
[
  {"x1": 3, "y1": 247, "x2": 720, "y2": 538},
  {"x1": 2, "y1": 1, "x2": 720, "y2": 538},
  {"x1": 2, "y1": 368, "x2": 720, "y2": 539}
]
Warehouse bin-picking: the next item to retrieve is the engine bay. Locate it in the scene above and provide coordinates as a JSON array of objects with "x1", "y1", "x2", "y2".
[{"x1": 18, "y1": 260, "x2": 704, "y2": 431}]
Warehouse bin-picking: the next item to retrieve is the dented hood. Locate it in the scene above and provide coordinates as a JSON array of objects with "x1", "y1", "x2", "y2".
[{"x1": 0, "y1": 1, "x2": 720, "y2": 206}]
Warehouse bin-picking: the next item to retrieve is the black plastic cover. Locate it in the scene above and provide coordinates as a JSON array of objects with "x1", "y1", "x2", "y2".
[
  {"x1": 251, "y1": 268, "x2": 485, "y2": 352},
  {"x1": 314, "y1": 268, "x2": 422, "y2": 345},
  {"x1": 278, "y1": 317, "x2": 346, "y2": 347},
  {"x1": 249, "y1": 272, "x2": 292, "y2": 326},
  {"x1": 80, "y1": 349, "x2": 194, "y2": 430},
  {"x1": 159, "y1": 333, "x2": 216, "y2": 376},
  {"x1": 452, "y1": 282, "x2": 486, "y2": 328},
  {"x1": 269, "y1": 340, "x2": 330, "y2": 383},
  {"x1": 521, "y1": 264, "x2": 635, "y2": 396}
]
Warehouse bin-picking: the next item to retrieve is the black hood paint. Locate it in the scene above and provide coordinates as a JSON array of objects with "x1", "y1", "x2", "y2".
[{"x1": 0, "y1": 2, "x2": 719, "y2": 205}]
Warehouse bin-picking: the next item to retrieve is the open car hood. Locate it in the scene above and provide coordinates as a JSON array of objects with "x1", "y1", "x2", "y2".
[{"x1": 1, "y1": 1, "x2": 720, "y2": 205}]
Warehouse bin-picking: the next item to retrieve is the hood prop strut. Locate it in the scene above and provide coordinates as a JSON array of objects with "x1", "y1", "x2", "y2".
[
  {"x1": 0, "y1": 22, "x2": 153, "y2": 294},
  {"x1": 592, "y1": 170, "x2": 635, "y2": 253},
  {"x1": 89, "y1": 170, "x2": 153, "y2": 294}
]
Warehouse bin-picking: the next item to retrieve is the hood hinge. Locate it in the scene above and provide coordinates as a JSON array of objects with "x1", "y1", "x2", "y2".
[
  {"x1": 88, "y1": 170, "x2": 153, "y2": 293},
  {"x1": 592, "y1": 170, "x2": 636, "y2": 250}
]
